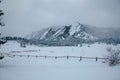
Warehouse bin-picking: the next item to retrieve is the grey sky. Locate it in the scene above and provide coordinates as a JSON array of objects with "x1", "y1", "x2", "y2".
[{"x1": 1, "y1": 0, "x2": 120, "y2": 37}]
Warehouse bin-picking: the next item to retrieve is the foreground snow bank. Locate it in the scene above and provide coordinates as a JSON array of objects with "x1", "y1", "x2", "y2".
[{"x1": 0, "y1": 41, "x2": 120, "y2": 80}]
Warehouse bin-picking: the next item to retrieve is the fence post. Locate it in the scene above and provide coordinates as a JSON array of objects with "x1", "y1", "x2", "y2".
[
  {"x1": 67, "y1": 56, "x2": 69, "y2": 60},
  {"x1": 20, "y1": 55, "x2": 22, "y2": 57},
  {"x1": 45, "y1": 56, "x2": 47, "y2": 59},
  {"x1": 28, "y1": 55, "x2": 30, "y2": 58},
  {"x1": 36, "y1": 56, "x2": 38, "y2": 58},
  {"x1": 55, "y1": 56, "x2": 57, "y2": 60},
  {"x1": 79, "y1": 56, "x2": 82, "y2": 61},
  {"x1": 96, "y1": 57, "x2": 98, "y2": 61}
]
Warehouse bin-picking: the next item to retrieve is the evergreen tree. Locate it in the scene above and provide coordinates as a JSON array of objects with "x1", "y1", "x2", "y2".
[
  {"x1": 0, "y1": 0, "x2": 5, "y2": 59},
  {"x1": 0, "y1": 0, "x2": 4, "y2": 27},
  {"x1": 0, "y1": 0, "x2": 4, "y2": 36},
  {"x1": 0, "y1": 0, "x2": 6, "y2": 46}
]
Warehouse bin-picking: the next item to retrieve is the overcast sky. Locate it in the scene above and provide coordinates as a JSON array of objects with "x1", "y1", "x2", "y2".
[{"x1": 1, "y1": 0, "x2": 120, "y2": 37}]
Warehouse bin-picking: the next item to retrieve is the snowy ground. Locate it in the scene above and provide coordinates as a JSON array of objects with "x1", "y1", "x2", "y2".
[{"x1": 0, "y1": 41, "x2": 120, "y2": 80}]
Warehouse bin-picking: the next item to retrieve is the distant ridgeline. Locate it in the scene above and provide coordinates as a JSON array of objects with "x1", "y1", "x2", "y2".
[{"x1": 1, "y1": 23, "x2": 120, "y2": 46}]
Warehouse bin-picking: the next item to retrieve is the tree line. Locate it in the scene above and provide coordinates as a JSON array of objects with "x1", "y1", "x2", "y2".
[{"x1": 1, "y1": 36, "x2": 120, "y2": 46}]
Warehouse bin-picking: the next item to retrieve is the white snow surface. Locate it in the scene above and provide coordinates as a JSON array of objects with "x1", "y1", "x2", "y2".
[{"x1": 0, "y1": 41, "x2": 120, "y2": 80}]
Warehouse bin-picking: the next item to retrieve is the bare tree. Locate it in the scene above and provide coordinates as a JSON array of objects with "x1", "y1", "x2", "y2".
[{"x1": 105, "y1": 47, "x2": 120, "y2": 66}]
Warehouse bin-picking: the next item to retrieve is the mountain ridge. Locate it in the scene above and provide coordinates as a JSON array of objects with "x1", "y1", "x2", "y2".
[
  {"x1": 26, "y1": 23, "x2": 100, "y2": 41},
  {"x1": 24, "y1": 22, "x2": 120, "y2": 46}
]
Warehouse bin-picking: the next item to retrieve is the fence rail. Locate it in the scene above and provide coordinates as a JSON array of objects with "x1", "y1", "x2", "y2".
[
  {"x1": 0, "y1": 49, "x2": 108, "y2": 61},
  {"x1": 1, "y1": 52, "x2": 107, "y2": 61}
]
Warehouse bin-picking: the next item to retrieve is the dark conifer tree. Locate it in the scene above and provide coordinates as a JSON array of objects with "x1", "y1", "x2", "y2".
[{"x1": 0, "y1": 0, "x2": 6, "y2": 46}]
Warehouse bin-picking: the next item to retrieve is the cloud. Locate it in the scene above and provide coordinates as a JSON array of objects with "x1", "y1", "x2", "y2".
[{"x1": 1, "y1": 0, "x2": 120, "y2": 36}]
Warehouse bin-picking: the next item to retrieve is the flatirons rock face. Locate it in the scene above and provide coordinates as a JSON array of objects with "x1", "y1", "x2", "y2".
[
  {"x1": 26, "y1": 23, "x2": 97, "y2": 41},
  {"x1": 26, "y1": 22, "x2": 120, "y2": 46}
]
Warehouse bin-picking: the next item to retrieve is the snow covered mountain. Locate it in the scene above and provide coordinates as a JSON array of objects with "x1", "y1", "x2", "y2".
[
  {"x1": 26, "y1": 23, "x2": 97, "y2": 41},
  {"x1": 25, "y1": 22, "x2": 120, "y2": 46}
]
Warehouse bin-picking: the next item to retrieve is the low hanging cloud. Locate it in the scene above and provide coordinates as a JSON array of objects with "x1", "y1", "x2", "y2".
[{"x1": 1, "y1": 0, "x2": 120, "y2": 37}]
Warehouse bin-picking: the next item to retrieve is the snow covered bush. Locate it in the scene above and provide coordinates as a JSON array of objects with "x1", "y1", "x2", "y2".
[{"x1": 105, "y1": 47, "x2": 120, "y2": 66}]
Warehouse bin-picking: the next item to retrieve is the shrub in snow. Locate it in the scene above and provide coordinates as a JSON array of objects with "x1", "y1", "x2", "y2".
[
  {"x1": 78, "y1": 44, "x2": 82, "y2": 47},
  {"x1": 20, "y1": 42, "x2": 26, "y2": 48},
  {"x1": 105, "y1": 47, "x2": 120, "y2": 66},
  {"x1": 88, "y1": 45, "x2": 90, "y2": 47}
]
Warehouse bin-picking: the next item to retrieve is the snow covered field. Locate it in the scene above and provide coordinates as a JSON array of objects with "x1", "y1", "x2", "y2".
[{"x1": 0, "y1": 41, "x2": 120, "y2": 80}]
